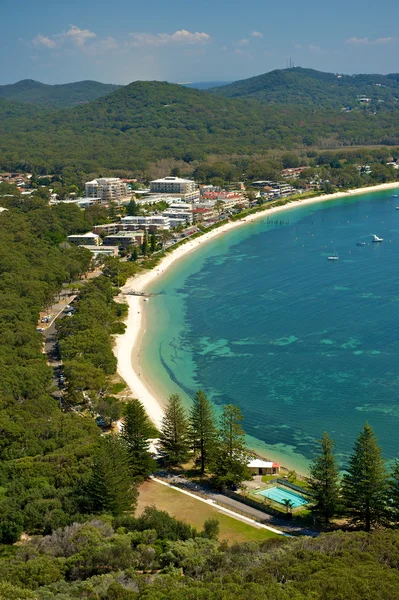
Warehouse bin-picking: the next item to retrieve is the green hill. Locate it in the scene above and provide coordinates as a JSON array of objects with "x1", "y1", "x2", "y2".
[
  {"x1": 0, "y1": 79, "x2": 121, "y2": 108},
  {"x1": 1, "y1": 77, "x2": 399, "y2": 176},
  {"x1": 212, "y1": 67, "x2": 399, "y2": 108}
]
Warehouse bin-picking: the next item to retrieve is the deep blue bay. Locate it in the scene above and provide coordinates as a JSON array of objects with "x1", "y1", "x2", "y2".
[{"x1": 142, "y1": 189, "x2": 399, "y2": 471}]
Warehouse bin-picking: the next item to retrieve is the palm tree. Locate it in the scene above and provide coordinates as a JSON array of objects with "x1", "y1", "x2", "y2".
[{"x1": 283, "y1": 498, "x2": 294, "y2": 515}]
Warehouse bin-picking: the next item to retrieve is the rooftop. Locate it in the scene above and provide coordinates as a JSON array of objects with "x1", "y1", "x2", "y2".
[
  {"x1": 151, "y1": 176, "x2": 196, "y2": 184},
  {"x1": 247, "y1": 459, "x2": 279, "y2": 469}
]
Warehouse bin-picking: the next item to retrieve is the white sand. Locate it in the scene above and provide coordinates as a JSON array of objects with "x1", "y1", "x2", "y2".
[{"x1": 113, "y1": 181, "x2": 399, "y2": 433}]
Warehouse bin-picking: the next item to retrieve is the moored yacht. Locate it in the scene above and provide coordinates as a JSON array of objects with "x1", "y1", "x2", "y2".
[{"x1": 371, "y1": 234, "x2": 383, "y2": 242}]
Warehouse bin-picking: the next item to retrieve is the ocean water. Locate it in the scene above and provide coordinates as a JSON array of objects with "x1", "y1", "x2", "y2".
[{"x1": 141, "y1": 189, "x2": 399, "y2": 471}]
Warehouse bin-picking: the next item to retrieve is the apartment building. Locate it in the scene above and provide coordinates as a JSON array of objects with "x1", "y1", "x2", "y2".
[
  {"x1": 103, "y1": 231, "x2": 145, "y2": 248},
  {"x1": 85, "y1": 178, "x2": 129, "y2": 203},
  {"x1": 67, "y1": 232, "x2": 101, "y2": 246},
  {"x1": 149, "y1": 177, "x2": 199, "y2": 201},
  {"x1": 121, "y1": 215, "x2": 171, "y2": 230}
]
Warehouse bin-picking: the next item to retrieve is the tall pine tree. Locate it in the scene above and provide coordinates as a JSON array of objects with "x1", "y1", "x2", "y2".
[
  {"x1": 159, "y1": 394, "x2": 190, "y2": 467},
  {"x1": 308, "y1": 432, "x2": 341, "y2": 524},
  {"x1": 120, "y1": 399, "x2": 157, "y2": 480},
  {"x1": 189, "y1": 390, "x2": 217, "y2": 475},
  {"x1": 342, "y1": 423, "x2": 387, "y2": 531},
  {"x1": 213, "y1": 404, "x2": 251, "y2": 489},
  {"x1": 85, "y1": 435, "x2": 137, "y2": 516},
  {"x1": 387, "y1": 459, "x2": 399, "y2": 524}
]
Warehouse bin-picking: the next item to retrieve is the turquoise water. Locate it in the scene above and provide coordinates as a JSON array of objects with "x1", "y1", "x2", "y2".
[
  {"x1": 142, "y1": 189, "x2": 399, "y2": 471},
  {"x1": 257, "y1": 486, "x2": 308, "y2": 508}
]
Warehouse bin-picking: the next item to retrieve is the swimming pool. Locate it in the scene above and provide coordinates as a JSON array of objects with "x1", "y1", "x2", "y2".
[{"x1": 257, "y1": 486, "x2": 309, "y2": 508}]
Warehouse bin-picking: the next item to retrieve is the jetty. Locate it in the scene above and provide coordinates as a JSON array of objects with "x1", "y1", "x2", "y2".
[{"x1": 125, "y1": 290, "x2": 159, "y2": 298}]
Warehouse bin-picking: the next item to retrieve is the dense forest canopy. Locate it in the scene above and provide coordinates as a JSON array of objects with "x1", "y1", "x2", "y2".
[
  {"x1": 2, "y1": 71, "x2": 399, "y2": 177},
  {"x1": 211, "y1": 67, "x2": 399, "y2": 108}
]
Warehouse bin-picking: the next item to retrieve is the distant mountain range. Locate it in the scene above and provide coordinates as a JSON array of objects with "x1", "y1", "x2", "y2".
[{"x1": 0, "y1": 79, "x2": 121, "y2": 108}]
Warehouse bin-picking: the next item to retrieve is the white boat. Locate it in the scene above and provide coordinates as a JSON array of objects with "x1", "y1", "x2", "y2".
[
  {"x1": 396, "y1": 206, "x2": 399, "y2": 210},
  {"x1": 371, "y1": 234, "x2": 383, "y2": 242},
  {"x1": 328, "y1": 243, "x2": 339, "y2": 261},
  {"x1": 392, "y1": 194, "x2": 399, "y2": 198}
]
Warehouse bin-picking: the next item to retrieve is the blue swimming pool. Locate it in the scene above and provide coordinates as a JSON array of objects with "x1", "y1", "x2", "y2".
[{"x1": 257, "y1": 486, "x2": 308, "y2": 508}]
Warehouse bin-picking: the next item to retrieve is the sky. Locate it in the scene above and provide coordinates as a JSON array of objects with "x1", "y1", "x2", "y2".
[{"x1": 2, "y1": 0, "x2": 399, "y2": 85}]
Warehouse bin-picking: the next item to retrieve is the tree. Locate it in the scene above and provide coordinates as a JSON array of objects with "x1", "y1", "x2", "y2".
[
  {"x1": 342, "y1": 423, "x2": 388, "y2": 531},
  {"x1": 85, "y1": 435, "x2": 137, "y2": 516},
  {"x1": 308, "y1": 432, "x2": 341, "y2": 524},
  {"x1": 159, "y1": 394, "x2": 190, "y2": 467},
  {"x1": 120, "y1": 399, "x2": 157, "y2": 480},
  {"x1": 141, "y1": 234, "x2": 148, "y2": 256},
  {"x1": 213, "y1": 404, "x2": 251, "y2": 489},
  {"x1": 214, "y1": 199, "x2": 225, "y2": 215},
  {"x1": 189, "y1": 390, "x2": 217, "y2": 475},
  {"x1": 387, "y1": 459, "x2": 399, "y2": 524},
  {"x1": 96, "y1": 396, "x2": 122, "y2": 426},
  {"x1": 130, "y1": 245, "x2": 139, "y2": 261},
  {"x1": 150, "y1": 232, "x2": 157, "y2": 253},
  {"x1": 126, "y1": 199, "x2": 140, "y2": 216}
]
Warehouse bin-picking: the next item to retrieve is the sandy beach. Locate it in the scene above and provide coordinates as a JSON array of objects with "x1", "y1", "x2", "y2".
[{"x1": 113, "y1": 181, "x2": 399, "y2": 436}]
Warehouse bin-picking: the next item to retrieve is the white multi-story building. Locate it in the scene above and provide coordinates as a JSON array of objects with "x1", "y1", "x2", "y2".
[
  {"x1": 67, "y1": 232, "x2": 101, "y2": 246},
  {"x1": 149, "y1": 177, "x2": 199, "y2": 200},
  {"x1": 121, "y1": 215, "x2": 171, "y2": 230},
  {"x1": 85, "y1": 178, "x2": 129, "y2": 203}
]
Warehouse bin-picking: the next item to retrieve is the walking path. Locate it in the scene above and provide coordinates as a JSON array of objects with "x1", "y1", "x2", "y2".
[
  {"x1": 151, "y1": 477, "x2": 290, "y2": 536},
  {"x1": 155, "y1": 473, "x2": 319, "y2": 537}
]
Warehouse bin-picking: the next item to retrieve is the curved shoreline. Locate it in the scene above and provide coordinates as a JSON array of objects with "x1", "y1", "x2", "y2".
[{"x1": 113, "y1": 181, "x2": 399, "y2": 444}]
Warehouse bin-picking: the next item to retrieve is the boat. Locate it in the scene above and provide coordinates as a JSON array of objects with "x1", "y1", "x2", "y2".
[
  {"x1": 393, "y1": 194, "x2": 399, "y2": 198},
  {"x1": 371, "y1": 234, "x2": 383, "y2": 243},
  {"x1": 356, "y1": 241, "x2": 366, "y2": 246},
  {"x1": 396, "y1": 206, "x2": 399, "y2": 210},
  {"x1": 327, "y1": 243, "x2": 339, "y2": 261}
]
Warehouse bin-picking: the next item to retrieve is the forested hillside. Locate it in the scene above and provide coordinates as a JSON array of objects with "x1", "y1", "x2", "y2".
[
  {"x1": 1, "y1": 522, "x2": 399, "y2": 599},
  {"x1": 212, "y1": 67, "x2": 399, "y2": 108},
  {"x1": 2, "y1": 78, "x2": 399, "y2": 176},
  {"x1": 0, "y1": 79, "x2": 121, "y2": 108}
]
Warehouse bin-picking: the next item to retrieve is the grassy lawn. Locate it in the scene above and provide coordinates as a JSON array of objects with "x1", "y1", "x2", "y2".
[{"x1": 137, "y1": 480, "x2": 279, "y2": 543}]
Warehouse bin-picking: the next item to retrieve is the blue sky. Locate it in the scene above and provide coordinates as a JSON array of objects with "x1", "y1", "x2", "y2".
[{"x1": 2, "y1": 0, "x2": 398, "y2": 84}]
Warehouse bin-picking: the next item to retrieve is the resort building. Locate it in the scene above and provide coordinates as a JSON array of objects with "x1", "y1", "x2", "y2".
[
  {"x1": 162, "y1": 208, "x2": 194, "y2": 225},
  {"x1": 247, "y1": 459, "x2": 280, "y2": 476},
  {"x1": 149, "y1": 176, "x2": 199, "y2": 201},
  {"x1": 67, "y1": 232, "x2": 101, "y2": 246},
  {"x1": 103, "y1": 231, "x2": 145, "y2": 248},
  {"x1": 80, "y1": 245, "x2": 119, "y2": 257},
  {"x1": 85, "y1": 178, "x2": 129, "y2": 203},
  {"x1": 121, "y1": 215, "x2": 171, "y2": 231}
]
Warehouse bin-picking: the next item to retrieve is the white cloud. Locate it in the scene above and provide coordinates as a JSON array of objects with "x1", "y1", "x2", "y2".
[
  {"x1": 129, "y1": 29, "x2": 210, "y2": 47},
  {"x1": 237, "y1": 38, "x2": 249, "y2": 46},
  {"x1": 33, "y1": 34, "x2": 57, "y2": 49},
  {"x1": 251, "y1": 31, "x2": 263, "y2": 38},
  {"x1": 346, "y1": 36, "x2": 394, "y2": 45},
  {"x1": 64, "y1": 25, "x2": 96, "y2": 47},
  {"x1": 32, "y1": 25, "x2": 96, "y2": 50}
]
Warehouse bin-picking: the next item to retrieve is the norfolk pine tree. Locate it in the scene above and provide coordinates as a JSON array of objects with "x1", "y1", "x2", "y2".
[
  {"x1": 86, "y1": 435, "x2": 137, "y2": 516},
  {"x1": 213, "y1": 404, "x2": 251, "y2": 489},
  {"x1": 387, "y1": 459, "x2": 399, "y2": 524},
  {"x1": 159, "y1": 394, "x2": 190, "y2": 466},
  {"x1": 308, "y1": 432, "x2": 341, "y2": 524},
  {"x1": 342, "y1": 423, "x2": 388, "y2": 531},
  {"x1": 189, "y1": 390, "x2": 217, "y2": 475},
  {"x1": 120, "y1": 399, "x2": 157, "y2": 480}
]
